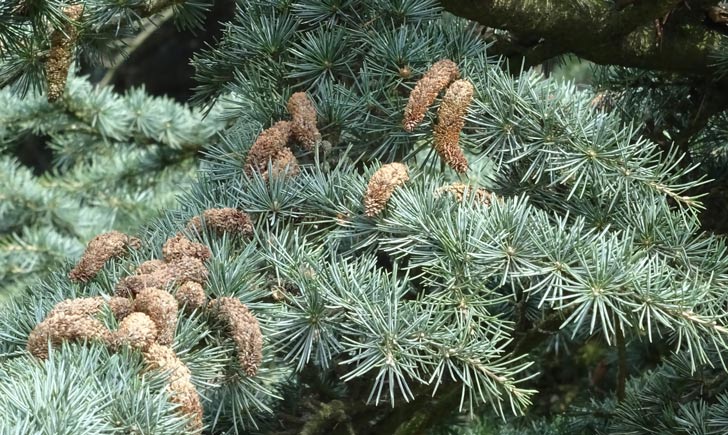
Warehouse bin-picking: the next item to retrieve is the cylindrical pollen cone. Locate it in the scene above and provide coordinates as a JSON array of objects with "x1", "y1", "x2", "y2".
[
  {"x1": 45, "y1": 5, "x2": 84, "y2": 102},
  {"x1": 265, "y1": 147, "x2": 300, "y2": 180},
  {"x1": 209, "y1": 297, "x2": 263, "y2": 377},
  {"x1": 434, "y1": 79, "x2": 473, "y2": 173},
  {"x1": 162, "y1": 234, "x2": 211, "y2": 262},
  {"x1": 186, "y1": 208, "x2": 254, "y2": 237},
  {"x1": 175, "y1": 281, "x2": 207, "y2": 312},
  {"x1": 168, "y1": 256, "x2": 209, "y2": 285},
  {"x1": 402, "y1": 59, "x2": 460, "y2": 132},
  {"x1": 133, "y1": 288, "x2": 179, "y2": 346},
  {"x1": 363, "y1": 163, "x2": 410, "y2": 217},
  {"x1": 69, "y1": 231, "x2": 141, "y2": 282},
  {"x1": 287, "y1": 92, "x2": 321, "y2": 149},
  {"x1": 115, "y1": 268, "x2": 175, "y2": 297},
  {"x1": 27, "y1": 312, "x2": 111, "y2": 359},
  {"x1": 143, "y1": 344, "x2": 203, "y2": 432},
  {"x1": 48, "y1": 296, "x2": 133, "y2": 321},
  {"x1": 136, "y1": 259, "x2": 166, "y2": 275},
  {"x1": 114, "y1": 312, "x2": 158, "y2": 350},
  {"x1": 244, "y1": 121, "x2": 292, "y2": 176}
]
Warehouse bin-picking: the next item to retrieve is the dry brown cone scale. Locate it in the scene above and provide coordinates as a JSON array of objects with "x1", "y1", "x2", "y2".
[
  {"x1": 363, "y1": 163, "x2": 410, "y2": 217},
  {"x1": 46, "y1": 4, "x2": 84, "y2": 102},
  {"x1": 402, "y1": 59, "x2": 460, "y2": 132},
  {"x1": 433, "y1": 79, "x2": 473, "y2": 173},
  {"x1": 28, "y1": 208, "x2": 266, "y2": 432}
]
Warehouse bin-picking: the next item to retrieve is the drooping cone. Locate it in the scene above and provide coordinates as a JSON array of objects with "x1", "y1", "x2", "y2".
[
  {"x1": 143, "y1": 344, "x2": 203, "y2": 432},
  {"x1": 69, "y1": 231, "x2": 141, "y2": 282},
  {"x1": 187, "y1": 208, "x2": 254, "y2": 237},
  {"x1": 402, "y1": 59, "x2": 460, "y2": 132},
  {"x1": 27, "y1": 312, "x2": 111, "y2": 359},
  {"x1": 209, "y1": 297, "x2": 263, "y2": 377},
  {"x1": 433, "y1": 79, "x2": 473, "y2": 173},
  {"x1": 363, "y1": 163, "x2": 410, "y2": 217}
]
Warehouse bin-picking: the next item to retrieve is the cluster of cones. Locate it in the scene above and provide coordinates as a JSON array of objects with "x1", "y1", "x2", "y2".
[
  {"x1": 244, "y1": 92, "x2": 321, "y2": 179},
  {"x1": 28, "y1": 208, "x2": 262, "y2": 432},
  {"x1": 362, "y1": 59, "x2": 491, "y2": 217},
  {"x1": 243, "y1": 72, "x2": 488, "y2": 218}
]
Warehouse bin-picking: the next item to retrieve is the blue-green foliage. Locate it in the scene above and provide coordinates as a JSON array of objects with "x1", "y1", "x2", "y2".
[{"x1": 1, "y1": 0, "x2": 728, "y2": 434}]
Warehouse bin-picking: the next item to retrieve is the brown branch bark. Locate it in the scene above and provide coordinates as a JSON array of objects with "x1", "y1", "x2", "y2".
[{"x1": 440, "y1": 0, "x2": 725, "y2": 75}]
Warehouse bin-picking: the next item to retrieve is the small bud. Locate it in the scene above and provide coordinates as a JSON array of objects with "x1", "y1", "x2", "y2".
[
  {"x1": 433, "y1": 79, "x2": 473, "y2": 173},
  {"x1": 69, "y1": 231, "x2": 141, "y2": 283},
  {"x1": 287, "y1": 92, "x2": 321, "y2": 150},
  {"x1": 402, "y1": 59, "x2": 460, "y2": 132},
  {"x1": 209, "y1": 297, "x2": 263, "y2": 377},
  {"x1": 363, "y1": 163, "x2": 409, "y2": 217}
]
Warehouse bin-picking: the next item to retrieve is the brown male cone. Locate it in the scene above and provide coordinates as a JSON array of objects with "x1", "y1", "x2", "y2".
[
  {"x1": 402, "y1": 59, "x2": 460, "y2": 132},
  {"x1": 287, "y1": 92, "x2": 321, "y2": 149},
  {"x1": 244, "y1": 120, "x2": 293, "y2": 176},
  {"x1": 363, "y1": 163, "x2": 410, "y2": 217},
  {"x1": 209, "y1": 297, "x2": 263, "y2": 377},
  {"x1": 264, "y1": 146, "x2": 300, "y2": 179},
  {"x1": 162, "y1": 234, "x2": 211, "y2": 262},
  {"x1": 187, "y1": 208, "x2": 254, "y2": 237},
  {"x1": 27, "y1": 312, "x2": 111, "y2": 359},
  {"x1": 46, "y1": 5, "x2": 84, "y2": 102},
  {"x1": 49, "y1": 296, "x2": 133, "y2": 320},
  {"x1": 433, "y1": 79, "x2": 473, "y2": 173},
  {"x1": 143, "y1": 343, "x2": 203, "y2": 432},
  {"x1": 133, "y1": 287, "x2": 179, "y2": 346},
  {"x1": 113, "y1": 312, "x2": 158, "y2": 350},
  {"x1": 69, "y1": 231, "x2": 142, "y2": 282},
  {"x1": 115, "y1": 238, "x2": 210, "y2": 298},
  {"x1": 175, "y1": 281, "x2": 207, "y2": 312}
]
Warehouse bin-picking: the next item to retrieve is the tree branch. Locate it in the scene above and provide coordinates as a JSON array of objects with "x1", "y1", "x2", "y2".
[{"x1": 440, "y1": 0, "x2": 725, "y2": 75}]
